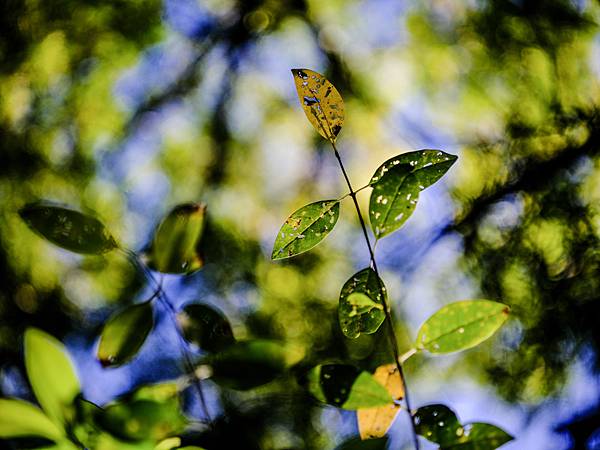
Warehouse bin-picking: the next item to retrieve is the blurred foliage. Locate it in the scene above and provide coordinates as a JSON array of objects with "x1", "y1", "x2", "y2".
[{"x1": 1, "y1": 0, "x2": 600, "y2": 449}]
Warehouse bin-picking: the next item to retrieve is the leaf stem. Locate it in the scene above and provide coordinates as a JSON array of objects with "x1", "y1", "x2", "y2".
[
  {"x1": 399, "y1": 348, "x2": 418, "y2": 365},
  {"x1": 330, "y1": 142, "x2": 420, "y2": 450},
  {"x1": 121, "y1": 248, "x2": 212, "y2": 423},
  {"x1": 337, "y1": 183, "x2": 370, "y2": 201}
]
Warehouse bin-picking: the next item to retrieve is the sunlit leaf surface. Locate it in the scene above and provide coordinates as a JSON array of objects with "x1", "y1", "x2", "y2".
[
  {"x1": 272, "y1": 200, "x2": 340, "y2": 260},
  {"x1": 357, "y1": 363, "x2": 404, "y2": 440},
  {"x1": 291, "y1": 68, "x2": 344, "y2": 142},
  {"x1": 178, "y1": 303, "x2": 235, "y2": 352},
  {"x1": 339, "y1": 268, "x2": 387, "y2": 339},
  {"x1": 0, "y1": 398, "x2": 64, "y2": 441},
  {"x1": 370, "y1": 150, "x2": 457, "y2": 186},
  {"x1": 97, "y1": 301, "x2": 154, "y2": 367},
  {"x1": 415, "y1": 404, "x2": 513, "y2": 449},
  {"x1": 416, "y1": 300, "x2": 510, "y2": 354},
  {"x1": 148, "y1": 203, "x2": 206, "y2": 274},
  {"x1": 19, "y1": 201, "x2": 117, "y2": 254},
  {"x1": 25, "y1": 328, "x2": 81, "y2": 427},
  {"x1": 307, "y1": 364, "x2": 392, "y2": 410}
]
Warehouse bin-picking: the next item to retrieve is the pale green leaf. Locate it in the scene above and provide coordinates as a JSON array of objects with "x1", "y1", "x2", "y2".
[
  {"x1": 416, "y1": 300, "x2": 510, "y2": 354},
  {"x1": 272, "y1": 200, "x2": 340, "y2": 260},
  {"x1": 148, "y1": 203, "x2": 206, "y2": 274},
  {"x1": 307, "y1": 364, "x2": 392, "y2": 410},
  {"x1": 291, "y1": 68, "x2": 344, "y2": 142},
  {"x1": 369, "y1": 149, "x2": 457, "y2": 186},
  {"x1": 0, "y1": 398, "x2": 64, "y2": 441},
  {"x1": 338, "y1": 269, "x2": 387, "y2": 339},
  {"x1": 97, "y1": 301, "x2": 154, "y2": 367},
  {"x1": 24, "y1": 328, "x2": 81, "y2": 427},
  {"x1": 19, "y1": 201, "x2": 117, "y2": 254}
]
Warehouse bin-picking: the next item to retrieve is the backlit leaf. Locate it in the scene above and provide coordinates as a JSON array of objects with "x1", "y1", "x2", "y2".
[
  {"x1": 415, "y1": 404, "x2": 513, "y2": 449},
  {"x1": 148, "y1": 203, "x2": 206, "y2": 274},
  {"x1": 291, "y1": 68, "x2": 344, "y2": 142},
  {"x1": 370, "y1": 150, "x2": 457, "y2": 186},
  {"x1": 339, "y1": 269, "x2": 387, "y2": 339},
  {"x1": 178, "y1": 303, "x2": 235, "y2": 352},
  {"x1": 368, "y1": 164, "x2": 416, "y2": 239},
  {"x1": 307, "y1": 364, "x2": 392, "y2": 410},
  {"x1": 416, "y1": 300, "x2": 510, "y2": 354},
  {"x1": 0, "y1": 398, "x2": 64, "y2": 441},
  {"x1": 357, "y1": 363, "x2": 404, "y2": 439},
  {"x1": 24, "y1": 328, "x2": 81, "y2": 427},
  {"x1": 205, "y1": 340, "x2": 295, "y2": 390},
  {"x1": 272, "y1": 200, "x2": 340, "y2": 260},
  {"x1": 97, "y1": 301, "x2": 154, "y2": 367},
  {"x1": 19, "y1": 201, "x2": 117, "y2": 254}
]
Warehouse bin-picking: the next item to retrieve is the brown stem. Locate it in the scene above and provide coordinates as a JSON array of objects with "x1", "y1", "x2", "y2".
[{"x1": 330, "y1": 142, "x2": 420, "y2": 450}]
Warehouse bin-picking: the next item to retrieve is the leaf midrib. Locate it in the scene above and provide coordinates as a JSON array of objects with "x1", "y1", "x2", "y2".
[{"x1": 279, "y1": 201, "x2": 338, "y2": 253}]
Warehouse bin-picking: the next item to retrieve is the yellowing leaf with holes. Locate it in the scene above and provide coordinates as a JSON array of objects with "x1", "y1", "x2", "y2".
[
  {"x1": 272, "y1": 200, "x2": 340, "y2": 259},
  {"x1": 358, "y1": 363, "x2": 404, "y2": 440},
  {"x1": 416, "y1": 300, "x2": 510, "y2": 354},
  {"x1": 291, "y1": 68, "x2": 344, "y2": 143}
]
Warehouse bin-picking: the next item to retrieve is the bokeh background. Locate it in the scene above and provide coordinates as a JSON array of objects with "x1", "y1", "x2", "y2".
[{"x1": 1, "y1": 0, "x2": 600, "y2": 449}]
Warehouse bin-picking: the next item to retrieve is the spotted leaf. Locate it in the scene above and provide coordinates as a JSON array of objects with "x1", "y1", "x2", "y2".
[
  {"x1": 338, "y1": 269, "x2": 387, "y2": 339},
  {"x1": 19, "y1": 201, "x2": 117, "y2": 254},
  {"x1": 291, "y1": 68, "x2": 344, "y2": 142},
  {"x1": 272, "y1": 200, "x2": 340, "y2": 260},
  {"x1": 416, "y1": 300, "x2": 510, "y2": 354},
  {"x1": 369, "y1": 150, "x2": 457, "y2": 187}
]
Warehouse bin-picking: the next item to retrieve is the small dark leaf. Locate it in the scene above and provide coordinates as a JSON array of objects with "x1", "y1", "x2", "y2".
[
  {"x1": 415, "y1": 404, "x2": 513, "y2": 449},
  {"x1": 272, "y1": 200, "x2": 340, "y2": 260},
  {"x1": 339, "y1": 269, "x2": 387, "y2": 339},
  {"x1": 369, "y1": 150, "x2": 457, "y2": 186},
  {"x1": 19, "y1": 201, "x2": 117, "y2": 254},
  {"x1": 335, "y1": 436, "x2": 389, "y2": 450},
  {"x1": 306, "y1": 364, "x2": 392, "y2": 410},
  {"x1": 148, "y1": 203, "x2": 206, "y2": 274},
  {"x1": 97, "y1": 301, "x2": 154, "y2": 367},
  {"x1": 178, "y1": 303, "x2": 235, "y2": 352},
  {"x1": 205, "y1": 340, "x2": 295, "y2": 390},
  {"x1": 291, "y1": 68, "x2": 345, "y2": 142}
]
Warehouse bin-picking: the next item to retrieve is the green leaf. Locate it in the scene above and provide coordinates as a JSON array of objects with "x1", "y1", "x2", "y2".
[
  {"x1": 338, "y1": 269, "x2": 387, "y2": 339},
  {"x1": 178, "y1": 303, "x2": 235, "y2": 352},
  {"x1": 96, "y1": 399, "x2": 186, "y2": 443},
  {"x1": 272, "y1": 200, "x2": 340, "y2": 260},
  {"x1": 24, "y1": 328, "x2": 81, "y2": 427},
  {"x1": 369, "y1": 149, "x2": 457, "y2": 186},
  {"x1": 306, "y1": 364, "x2": 392, "y2": 410},
  {"x1": 97, "y1": 301, "x2": 154, "y2": 367},
  {"x1": 415, "y1": 404, "x2": 513, "y2": 449},
  {"x1": 205, "y1": 340, "x2": 293, "y2": 390},
  {"x1": 0, "y1": 398, "x2": 64, "y2": 441},
  {"x1": 19, "y1": 201, "x2": 117, "y2": 254},
  {"x1": 416, "y1": 300, "x2": 510, "y2": 354},
  {"x1": 148, "y1": 203, "x2": 206, "y2": 274},
  {"x1": 335, "y1": 436, "x2": 389, "y2": 450},
  {"x1": 291, "y1": 68, "x2": 344, "y2": 142}
]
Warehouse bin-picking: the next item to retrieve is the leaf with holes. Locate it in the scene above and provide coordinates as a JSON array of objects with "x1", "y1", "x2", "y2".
[
  {"x1": 0, "y1": 398, "x2": 64, "y2": 441},
  {"x1": 307, "y1": 364, "x2": 392, "y2": 410},
  {"x1": 25, "y1": 328, "x2": 81, "y2": 427},
  {"x1": 97, "y1": 301, "x2": 154, "y2": 367},
  {"x1": 148, "y1": 203, "x2": 206, "y2": 274},
  {"x1": 291, "y1": 68, "x2": 344, "y2": 142},
  {"x1": 415, "y1": 404, "x2": 513, "y2": 449},
  {"x1": 369, "y1": 163, "x2": 419, "y2": 239},
  {"x1": 338, "y1": 269, "x2": 387, "y2": 339},
  {"x1": 272, "y1": 200, "x2": 340, "y2": 260},
  {"x1": 178, "y1": 303, "x2": 235, "y2": 352},
  {"x1": 370, "y1": 149, "x2": 457, "y2": 187},
  {"x1": 357, "y1": 363, "x2": 404, "y2": 440},
  {"x1": 416, "y1": 300, "x2": 510, "y2": 354},
  {"x1": 19, "y1": 201, "x2": 117, "y2": 254}
]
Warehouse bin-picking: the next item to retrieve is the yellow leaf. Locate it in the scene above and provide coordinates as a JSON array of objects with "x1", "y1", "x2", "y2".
[
  {"x1": 291, "y1": 68, "x2": 344, "y2": 143},
  {"x1": 357, "y1": 363, "x2": 404, "y2": 440}
]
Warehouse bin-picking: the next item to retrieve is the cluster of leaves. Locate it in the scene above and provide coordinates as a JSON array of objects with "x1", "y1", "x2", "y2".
[{"x1": 1, "y1": 69, "x2": 514, "y2": 450}]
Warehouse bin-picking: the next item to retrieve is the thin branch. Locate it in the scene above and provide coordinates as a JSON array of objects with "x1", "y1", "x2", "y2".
[{"x1": 330, "y1": 142, "x2": 420, "y2": 450}]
